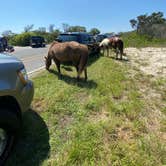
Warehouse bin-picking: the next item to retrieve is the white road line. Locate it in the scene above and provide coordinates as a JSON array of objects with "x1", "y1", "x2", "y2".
[{"x1": 27, "y1": 66, "x2": 45, "y2": 75}]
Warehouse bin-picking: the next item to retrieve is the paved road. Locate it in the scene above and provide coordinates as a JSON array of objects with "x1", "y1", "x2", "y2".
[{"x1": 10, "y1": 46, "x2": 49, "y2": 73}]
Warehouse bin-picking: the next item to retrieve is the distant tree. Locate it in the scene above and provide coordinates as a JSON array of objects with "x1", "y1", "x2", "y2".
[
  {"x1": 49, "y1": 24, "x2": 55, "y2": 33},
  {"x1": 130, "y1": 12, "x2": 166, "y2": 38},
  {"x1": 2, "y1": 30, "x2": 15, "y2": 37},
  {"x1": 130, "y1": 19, "x2": 137, "y2": 29},
  {"x1": 89, "y1": 28, "x2": 100, "y2": 35},
  {"x1": 24, "y1": 24, "x2": 34, "y2": 32},
  {"x1": 62, "y1": 23, "x2": 70, "y2": 32},
  {"x1": 38, "y1": 27, "x2": 46, "y2": 33},
  {"x1": 43, "y1": 29, "x2": 61, "y2": 43},
  {"x1": 68, "y1": 26, "x2": 87, "y2": 32}
]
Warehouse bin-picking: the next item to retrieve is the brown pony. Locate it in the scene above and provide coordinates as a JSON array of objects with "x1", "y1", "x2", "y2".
[
  {"x1": 100, "y1": 37, "x2": 124, "y2": 59},
  {"x1": 108, "y1": 37, "x2": 124, "y2": 60},
  {"x1": 45, "y1": 41, "x2": 89, "y2": 80}
]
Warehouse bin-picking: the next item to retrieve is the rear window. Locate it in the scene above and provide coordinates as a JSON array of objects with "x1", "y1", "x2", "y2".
[
  {"x1": 58, "y1": 34, "x2": 79, "y2": 42},
  {"x1": 31, "y1": 36, "x2": 44, "y2": 41}
]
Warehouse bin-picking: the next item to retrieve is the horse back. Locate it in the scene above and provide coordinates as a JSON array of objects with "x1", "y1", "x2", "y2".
[{"x1": 48, "y1": 41, "x2": 88, "y2": 63}]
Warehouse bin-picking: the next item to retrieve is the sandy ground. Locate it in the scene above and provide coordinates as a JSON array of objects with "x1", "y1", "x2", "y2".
[
  {"x1": 122, "y1": 47, "x2": 166, "y2": 138},
  {"x1": 125, "y1": 47, "x2": 166, "y2": 78}
]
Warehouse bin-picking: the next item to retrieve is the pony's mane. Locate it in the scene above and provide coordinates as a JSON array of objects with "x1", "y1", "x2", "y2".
[{"x1": 50, "y1": 41, "x2": 59, "y2": 48}]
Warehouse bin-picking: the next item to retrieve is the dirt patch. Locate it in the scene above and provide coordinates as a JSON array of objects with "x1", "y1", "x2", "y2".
[
  {"x1": 124, "y1": 47, "x2": 166, "y2": 138},
  {"x1": 125, "y1": 47, "x2": 166, "y2": 77},
  {"x1": 32, "y1": 97, "x2": 47, "y2": 112}
]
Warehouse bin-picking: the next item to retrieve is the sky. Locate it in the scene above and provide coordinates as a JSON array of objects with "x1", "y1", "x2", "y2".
[{"x1": 0, "y1": 0, "x2": 166, "y2": 34}]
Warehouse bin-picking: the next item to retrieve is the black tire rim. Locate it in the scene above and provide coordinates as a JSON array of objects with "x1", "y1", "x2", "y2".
[{"x1": 0, "y1": 128, "x2": 8, "y2": 156}]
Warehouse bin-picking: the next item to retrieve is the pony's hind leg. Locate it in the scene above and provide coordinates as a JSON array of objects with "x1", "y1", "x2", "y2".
[
  {"x1": 115, "y1": 48, "x2": 119, "y2": 59},
  {"x1": 84, "y1": 68, "x2": 87, "y2": 81},
  {"x1": 107, "y1": 47, "x2": 109, "y2": 57}
]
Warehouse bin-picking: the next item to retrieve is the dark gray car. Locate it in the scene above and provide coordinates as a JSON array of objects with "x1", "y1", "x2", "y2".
[{"x1": 0, "y1": 53, "x2": 34, "y2": 165}]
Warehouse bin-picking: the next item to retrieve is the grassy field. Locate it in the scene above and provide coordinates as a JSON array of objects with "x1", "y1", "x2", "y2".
[
  {"x1": 121, "y1": 31, "x2": 166, "y2": 48},
  {"x1": 6, "y1": 55, "x2": 166, "y2": 166}
]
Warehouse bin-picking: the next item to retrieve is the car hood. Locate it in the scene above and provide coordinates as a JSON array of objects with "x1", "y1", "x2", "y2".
[
  {"x1": 0, "y1": 53, "x2": 24, "y2": 70},
  {"x1": 0, "y1": 53, "x2": 20, "y2": 63}
]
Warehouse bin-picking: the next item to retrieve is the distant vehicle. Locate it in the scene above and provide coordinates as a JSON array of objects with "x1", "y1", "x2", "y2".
[
  {"x1": 30, "y1": 36, "x2": 46, "y2": 48},
  {"x1": 0, "y1": 53, "x2": 34, "y2": 165},
  {"x1": 95, "y1": 34, "x2": 107, "y2": 42},
  {"x1": 56, "y1": 32, "x2": 100, "y2": 55},
  {"x1": 0, "y1": 37, "x2": 14, "y2": 53},
  {"x1": 57, "y1": 32, "x2": 96, "y2": 45}
]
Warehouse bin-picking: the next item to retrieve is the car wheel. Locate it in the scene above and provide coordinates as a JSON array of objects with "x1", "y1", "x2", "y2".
[{"x1": 0, "y1": 109, "x2": 21, "y2": 165}]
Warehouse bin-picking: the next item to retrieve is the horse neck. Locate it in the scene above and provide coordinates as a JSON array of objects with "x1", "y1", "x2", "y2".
[{"x1": 47, "y1": 52, "x2": 53, "y2": 63}]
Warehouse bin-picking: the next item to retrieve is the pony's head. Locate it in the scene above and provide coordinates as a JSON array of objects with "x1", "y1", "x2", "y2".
[{"x1": 44, "y1": 56, "x2": 52, "y2": 70}]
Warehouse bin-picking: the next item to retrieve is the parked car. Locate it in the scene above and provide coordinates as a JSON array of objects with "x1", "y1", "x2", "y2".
[
  {"x1": 0, "y1": 37, "x2": 14, "y2": 53},
  {"x1": 30, "y1": 36, "x2": 46, "y2": 48},
  {"x1": 94, "y1": 34, "x2": 107, "y2": 42},
  {"x1": 57, "y1": 32, "x2": 95, "y2": 44},
  {"x1": 0, "y1": 53, "x2": 34, "y2": 165},
  {"x1": 56, "y1": 32, "x2": 100, "y2": 55}
]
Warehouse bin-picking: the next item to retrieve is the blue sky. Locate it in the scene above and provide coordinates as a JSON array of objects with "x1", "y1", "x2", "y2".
[{"x1": 0, "y1": 0, "x2": 166, "y2": 34}]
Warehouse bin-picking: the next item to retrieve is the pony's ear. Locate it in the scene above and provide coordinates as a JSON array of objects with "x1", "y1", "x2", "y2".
[{"x1": 44, "y1": 56, "x2": 47, "y2": 60}]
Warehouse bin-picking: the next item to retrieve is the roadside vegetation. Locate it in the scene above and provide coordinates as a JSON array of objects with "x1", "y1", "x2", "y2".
[
  {"x1": 122, "y1": 11, "x2": 166, "y2": 47},
  {"x1": 6, "y1": 54, "x2": 166, "y2": 165},
  {"x1": 121, "y1": 31, "x2": 166, "y2": 48}
]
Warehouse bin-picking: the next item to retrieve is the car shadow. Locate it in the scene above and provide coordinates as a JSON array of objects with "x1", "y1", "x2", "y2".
[
  {"x1": 6, "y1": 110, "x2": 50, "y2": 166},
  {"x1": 49, "y1": 69, "x2": 97, "y2": 89}
]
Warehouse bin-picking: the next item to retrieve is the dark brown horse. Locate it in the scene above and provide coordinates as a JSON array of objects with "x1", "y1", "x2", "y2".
[
  {"x1": 109, "y1": 37, "x2": 124, "y2": 60},
  {"x1": 45, "y1": 41, "x2": 89, "y2": 80}
]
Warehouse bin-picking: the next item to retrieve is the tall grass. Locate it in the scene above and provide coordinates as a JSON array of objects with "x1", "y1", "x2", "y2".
[
  {"x1": 6, "y1": 56, "x2": 166, "y2": 166},
  {"x1": 121, "y1": 31, "x2": 166, "y2": 47}
]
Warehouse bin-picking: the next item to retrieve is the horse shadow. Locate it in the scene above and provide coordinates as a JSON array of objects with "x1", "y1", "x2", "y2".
[
  {"x1": 110, "y1": 56, "x2": 129, "y2": 62},
  {"x1": 6, "y1": 110, "x2": 50, "y2": 166},
  {"x1": 100, "y1": 53, "x2": 129, "y2": 62},
  {"x1": 60, "y1": 53, "x2": 101, "y2": 71},
  {"x1": 87, "y1": 53, "x2": 101, "y2": 66},
  {"x1": 49, "y1": 69, "x2": 97, "y2": 89}
]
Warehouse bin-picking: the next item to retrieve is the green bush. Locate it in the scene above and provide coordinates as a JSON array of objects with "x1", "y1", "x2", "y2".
[
  {"x1": 9, "y1": 32, "x2": 32, "y2": 46},
  {"x1": 8, "y1": 30, "x2": 60, "y2": 46},
  {"x1": 121, "y1": 31, "x2": 166, "y2": 47}
]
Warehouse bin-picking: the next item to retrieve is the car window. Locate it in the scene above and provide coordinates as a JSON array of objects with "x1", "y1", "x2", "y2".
[{"x1": 59, "y1": 35, "x2": 78, "y2": 42}]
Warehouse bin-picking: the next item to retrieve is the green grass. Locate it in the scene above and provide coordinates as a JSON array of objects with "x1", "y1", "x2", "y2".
[
  {"x1": 6, "y1": 56, "x2": 166, "y2": 166},
  {"x1": 121, "y1": 31, "x2": 166, "y2": 48}
]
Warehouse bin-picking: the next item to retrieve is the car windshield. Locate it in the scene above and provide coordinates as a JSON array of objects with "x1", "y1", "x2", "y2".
[
  {"x1": 31, "y1": 37, "x2": 44, "y2": 42},
  {"x1": 58, "y1": 34, "x2": 79, "y2": 42}
]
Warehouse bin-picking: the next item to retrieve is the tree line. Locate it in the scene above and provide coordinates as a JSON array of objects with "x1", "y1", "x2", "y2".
[
  {"x1": 1, "y1": 24, "x2": 101, "y2": 46},
  {"x1": 130, "y1": 11, "x2": 166, "y2": 39}
]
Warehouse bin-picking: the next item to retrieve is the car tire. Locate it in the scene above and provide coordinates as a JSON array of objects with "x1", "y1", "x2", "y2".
[{"x1": 0, "y1": 109, "x2": 21, "y2": 165}]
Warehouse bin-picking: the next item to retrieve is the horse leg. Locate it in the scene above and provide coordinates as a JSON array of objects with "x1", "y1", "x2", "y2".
[
  {"x1": 120, "y1": 44, "x2": 123, "y2": 60},
  {"x1": 75, "y1": 66, "x2": 87, "y2": 81},
  {"x1": 75, "y1": 66, "x2": 79, "y2": 72},
  {"x1": 118, "y1": 40, "x2": 123, "y2": 60},
  {"x1": 57, "y1": 62, "x2": 61, "y2": 75},
  {"x1": 84, "y1": 68, "x2": 87, "y2": 81},
  {"x1": 107, "y1": 47, "x2": 109, "y2": 57},
  {"x1": 53, "y1": 58, "x2": 61, "y2": 77},
  {"x1": 120, "y1": 50, "x2": 123, "y2": 60}
]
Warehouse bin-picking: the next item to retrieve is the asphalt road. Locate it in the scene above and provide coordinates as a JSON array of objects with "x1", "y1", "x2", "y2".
[{"x1": 10, "y1": 46, "x2": 49, "y2": 73}]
